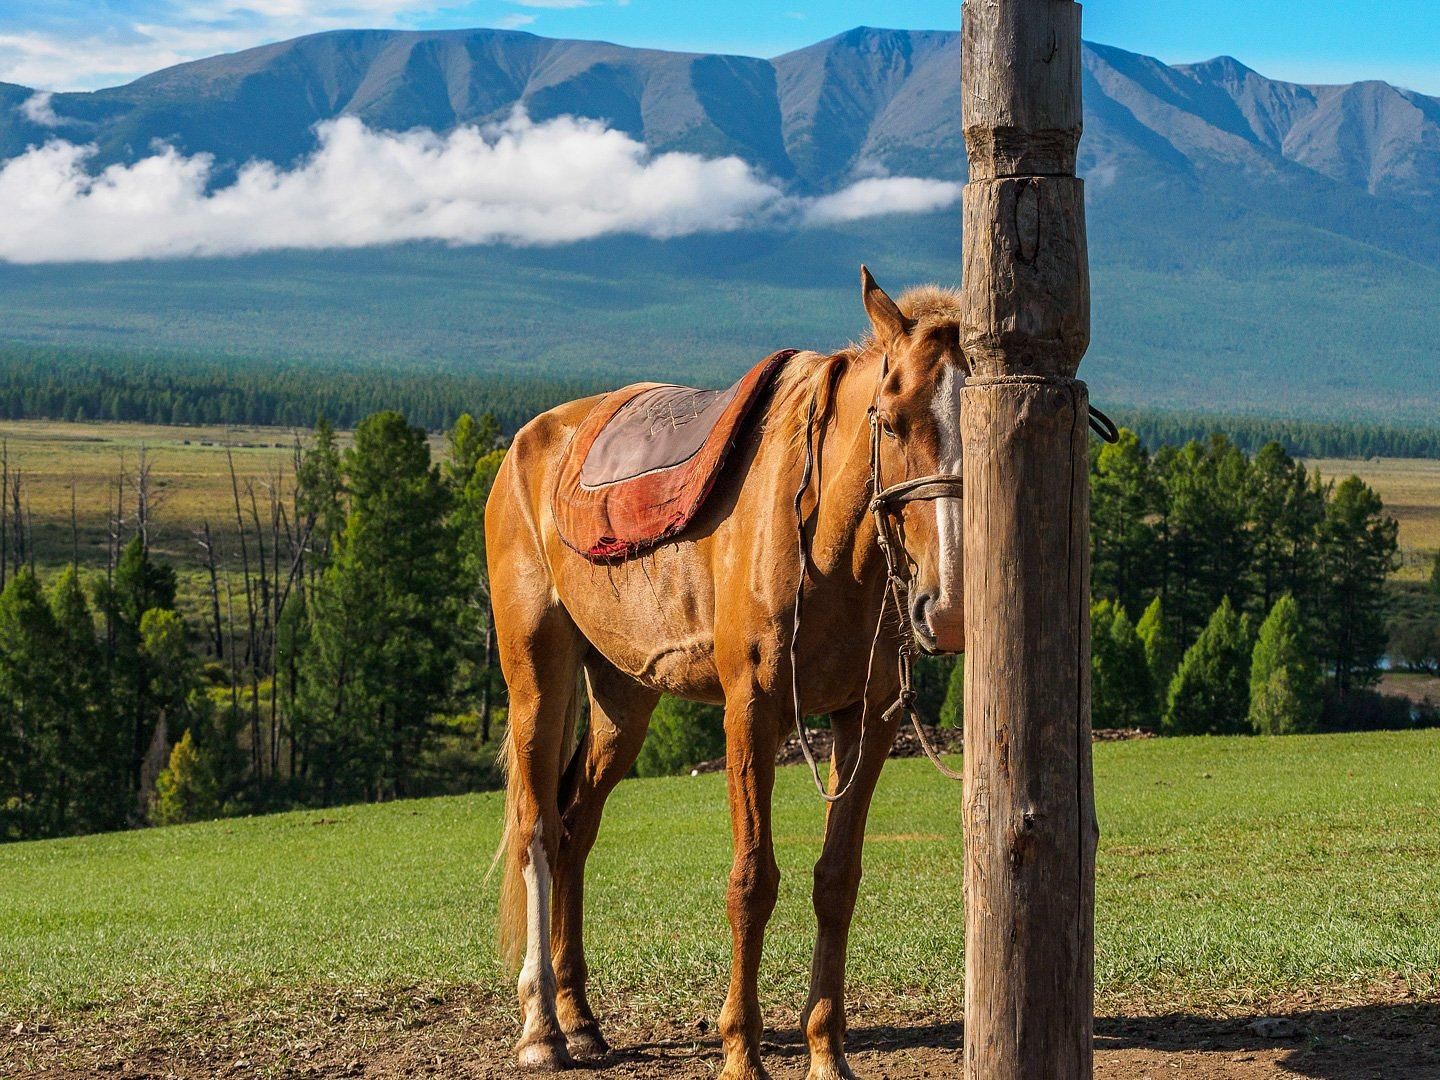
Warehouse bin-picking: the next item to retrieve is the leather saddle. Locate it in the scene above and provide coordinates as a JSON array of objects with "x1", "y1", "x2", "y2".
[{"x1": 553, "y1": 350, "x2": 797, "y2": 561}]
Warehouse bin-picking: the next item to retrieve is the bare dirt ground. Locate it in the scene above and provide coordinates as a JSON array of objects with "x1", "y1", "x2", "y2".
[{"x1": 7, "y1": 990, "x2": 1438, "y2": 1079}]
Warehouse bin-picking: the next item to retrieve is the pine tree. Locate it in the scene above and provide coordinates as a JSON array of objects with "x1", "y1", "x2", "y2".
[
  {"x1": 1249, "y1": 595, "x2": 1322, "y2": 735},
  {"x1": 1316, "y1": 477, "x2": 1400, "y2": 694},
  {"x1": 153, "y1": 729, "x2": 220, "y2": 826},
  {"x1": 1153, "y1": 438, "x2": 1254, "y2": 641},
  {"x1": 938, "y1": 655, "x2": 965, "y2": 731},
  {"x1": 1136, "y1": 596, "x2": 1180, "y2": 707},
  {"x1": 96, "y1": 536, "x2": 179, "y2": 803},
  {"x1": 140, "y1": 609, "x2": 203, "y2": 737},
  {"x1": 1246, "y1": 444, "x2": 1324, "y2": 616},
  {"x1": 1091, "y1": 430, "x2": 1159, "y2": 614},
  {"x1": 297, "y1": 417, "x2": 345, "y2": 572},
  {"x1": 444, "y1": 412, "x2": 503, "y2": 490},
  {"x1": 1164, "y1": 597, "x2": 1252, "y2": 736},
  {"x1": 296, "y1": 412, "x2": 458, "y2": 801},
  {"x1": 452, "y1": 446, "x2": 507, "y2": 742},
  {"x1": 48, "y1": 567, "x2": 126, "y2": 835},
  {"x1": 1092, "y1": 602, "x2": 1155, "y2": 729},
  {"x1": 0, "y1": 572, "x2": 64, "y2": 840}
]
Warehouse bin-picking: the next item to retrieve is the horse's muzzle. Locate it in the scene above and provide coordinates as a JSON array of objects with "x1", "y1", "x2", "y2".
[{"x1": 911, "y1": 590, "x2": 964, "y2": 655}]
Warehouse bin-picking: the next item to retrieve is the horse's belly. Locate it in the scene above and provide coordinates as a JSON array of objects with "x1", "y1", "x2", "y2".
[{"x1": 551, "y1": 547, "x2": 724, "y2": 703}]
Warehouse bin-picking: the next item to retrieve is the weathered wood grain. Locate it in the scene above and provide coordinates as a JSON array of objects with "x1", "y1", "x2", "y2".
[
  {"x1": 959, "y1": 1, "x2": 1097, "y2": 1077},
  {"x1": 962, "y1": 0, "x2": 1083, "y2": 180},
  {"x1": 960, "y1": 176, "x2": 1089, "y2": 378},
  {"x1": 961, "y1": 379, "x2": 1096, "y2": 1078}
]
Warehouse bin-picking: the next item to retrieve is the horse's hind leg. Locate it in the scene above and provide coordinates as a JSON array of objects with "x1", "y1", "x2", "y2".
[
  {"x1": 552, "y1": 657, "x2": 659, "y2": 1060},
  {"x1": 496, "y1": 593, "x2": 586, "y2": 1071}
]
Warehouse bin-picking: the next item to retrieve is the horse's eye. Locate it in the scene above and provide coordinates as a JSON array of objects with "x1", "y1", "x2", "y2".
[{"x1": 879, "y1": 416, "x2": 898, "y2": 439}]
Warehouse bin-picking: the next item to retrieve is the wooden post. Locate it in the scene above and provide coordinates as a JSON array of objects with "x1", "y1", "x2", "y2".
[{"x1": 959, "y1": 2, "x2": 1096, "y2": 1078}]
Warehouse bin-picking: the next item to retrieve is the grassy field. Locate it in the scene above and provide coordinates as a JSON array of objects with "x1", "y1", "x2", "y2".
[
  {"x1": 0, "y1": 419, "x2": 301, "y2": 567},
  {"x1": 3, "y1": 731, "x2": 1437, "y2": 1027}
]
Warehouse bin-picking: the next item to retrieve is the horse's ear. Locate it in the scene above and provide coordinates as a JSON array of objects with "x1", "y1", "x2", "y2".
[{"x1": 861, "y1": 265, "x2": 913, "y2": 346}]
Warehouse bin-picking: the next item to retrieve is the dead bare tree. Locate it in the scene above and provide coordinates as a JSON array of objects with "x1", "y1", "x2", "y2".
[
  {"x1": 132, "y1": 446, "x2": 159, "y2": 552},
  {"x1": 6, "y1": 463, "x2": 21, "y2": 579},
  {"x1": 226, "y1": 446, "x2": 263, "y2": 778},
  {"x1": 197, "y1": 521, "x2": 225, "y2": 660},
  {"x1": 1, "y1": 440, "x2": 9, "y2": 590},
  {"x1": 70, "y1": 473, "x2": 80, "y2": 568}
]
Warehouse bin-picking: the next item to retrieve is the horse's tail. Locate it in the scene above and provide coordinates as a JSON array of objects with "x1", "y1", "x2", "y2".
[{"x1": 494, "y1": 669, "x2": 583, "y2": 974}]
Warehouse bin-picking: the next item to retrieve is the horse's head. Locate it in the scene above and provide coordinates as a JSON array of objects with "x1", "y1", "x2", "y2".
[{"x1": 861, "y1": 266, "x2": 968, "y2": 655}]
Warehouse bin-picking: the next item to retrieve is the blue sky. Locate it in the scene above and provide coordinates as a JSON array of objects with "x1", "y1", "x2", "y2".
[{"x1": 3, "y1": 0, "x2": 1438, "y2": 94}]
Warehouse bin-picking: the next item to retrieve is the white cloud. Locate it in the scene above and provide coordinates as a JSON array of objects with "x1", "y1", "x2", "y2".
[
  {"x1": 18, "y1": 91, "x2": 62, "y2": 127},
  {"x1": 0, "y1": 27, "x2": 273, "y2": 91},
  {"x1": 804, "y1": 176, "x2": 963, "y2": 225},
  {"x1": 497, "y1": 14, "x2": 538, "y2": 29},
  {"x1": 0, "y1": 113, "x2": 960, "y2": 264}
]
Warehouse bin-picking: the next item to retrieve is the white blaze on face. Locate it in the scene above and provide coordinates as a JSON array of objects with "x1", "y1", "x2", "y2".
[{"x1": 931, "y1": 363, "x2": 965, "y2": 606}]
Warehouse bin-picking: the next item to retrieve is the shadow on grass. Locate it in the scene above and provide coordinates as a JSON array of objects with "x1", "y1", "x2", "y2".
[{"x1": 1094, "y1": 1002, "x2": 1440, "y2": 1078}]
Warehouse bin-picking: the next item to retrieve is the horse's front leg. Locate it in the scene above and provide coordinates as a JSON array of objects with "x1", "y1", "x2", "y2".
[
  {"x1": 717, "y1": 687, "x2": 786, "y2": 1080},
  {"x1": 802, "y1": 694, "x2": 902, "y2": 1080}
]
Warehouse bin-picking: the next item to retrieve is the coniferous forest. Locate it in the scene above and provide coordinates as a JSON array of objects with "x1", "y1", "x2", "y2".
[
  {"x1": 4, "y1": 343, "x2": 1440, "y2": 460},
  {"x1": 0, "y1": 412, "x2": 1435, "y2": 844}
]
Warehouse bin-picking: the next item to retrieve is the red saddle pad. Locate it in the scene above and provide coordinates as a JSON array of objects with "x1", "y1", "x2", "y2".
[{"x1": 553, "y1": 349, "x2": 797, "y2": 561}]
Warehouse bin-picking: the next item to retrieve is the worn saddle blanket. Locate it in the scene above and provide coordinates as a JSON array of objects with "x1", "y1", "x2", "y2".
[{"x1": 553, "y1": 349, "x2": 797, "y2": 561}]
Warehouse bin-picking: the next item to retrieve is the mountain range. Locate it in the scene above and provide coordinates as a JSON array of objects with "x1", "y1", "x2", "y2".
[{"x1": 2, "y1": 27, "x2": 1438, "y2": 421}]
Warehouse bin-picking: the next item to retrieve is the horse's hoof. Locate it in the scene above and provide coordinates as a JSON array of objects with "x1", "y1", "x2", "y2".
[
  {"x1": 565, "y1": 1024, "x2": 611, "y2": 1061},
  {"x1": 717, "y1": 1060, "x2": 771, "y2": 1080},
  {"x1": 807, "y1": 1060, "x2": 859, "y2": 1080},
  {"x1": 517, "y1": 1035, "x2": 575, "y2": 1071}
]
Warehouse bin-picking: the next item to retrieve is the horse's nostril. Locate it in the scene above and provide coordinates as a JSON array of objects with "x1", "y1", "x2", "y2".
[{"x1": 911, "y1": 593, "x2": 935, "y2": 632}]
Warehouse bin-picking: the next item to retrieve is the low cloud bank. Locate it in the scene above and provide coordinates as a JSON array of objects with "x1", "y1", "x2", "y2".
[
  {"x1": 0, "y1": 113, "x2": 960, "y2": 263},
  {"x1": 804, "y1": 175, "x2": 963, "y2": 225}
]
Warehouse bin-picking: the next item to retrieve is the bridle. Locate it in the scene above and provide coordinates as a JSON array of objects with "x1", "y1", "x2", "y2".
[
  {"x1": 789, "y1": 352, "x2": 1119, "y2": 801},
  {"x1": 790, "y1": 354, "x2": 965, "y2": 802}
]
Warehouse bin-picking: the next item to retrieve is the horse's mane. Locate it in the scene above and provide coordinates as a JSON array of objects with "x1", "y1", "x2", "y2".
[{"x1": 769, "y1": 284, "x2": 965, "y2": 445}]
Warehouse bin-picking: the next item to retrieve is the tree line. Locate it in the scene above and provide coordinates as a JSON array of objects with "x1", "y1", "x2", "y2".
[
  {"x1": 1087, "y1": 431, "x2": 1434, "y2": 735},
  {"x1": 1108, "y1": 408, "x2": 1440, "y2": 461},
  {"x1": 4, "y1": 344, "x2": 1440, "y2": 461},
  {"x1": 0, "y1": 344, "x2": 600, "y2": 435}
]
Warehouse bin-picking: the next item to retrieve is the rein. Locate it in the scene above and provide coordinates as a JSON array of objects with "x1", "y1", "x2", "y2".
[{"x1": 789, "y1": 355, "x2": 1122, "y2": 801}]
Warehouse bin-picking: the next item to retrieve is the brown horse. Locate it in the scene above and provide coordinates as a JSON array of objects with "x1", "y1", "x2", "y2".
[{"x1": 487, "y1": 268, "x2": 968, "y2": 1079}]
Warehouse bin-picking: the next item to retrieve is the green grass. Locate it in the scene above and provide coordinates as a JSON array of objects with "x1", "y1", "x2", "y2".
[{"x1": 2, "y1": 732, "x2": 1438, "y2": 1025}]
